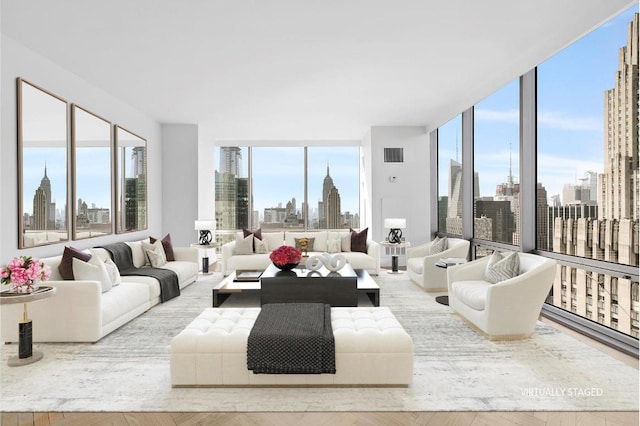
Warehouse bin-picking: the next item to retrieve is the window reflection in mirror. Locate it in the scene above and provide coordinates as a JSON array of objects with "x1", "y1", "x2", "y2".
[
  {"x1": 115, "y1": 126, "x2": 147, "y2": 233},
  {"x1": 18, "y1": 78, "x2": 69, "y2": 248},
  {"x1": 72, "y1": 105, "x2": 112, "y2": 240}
]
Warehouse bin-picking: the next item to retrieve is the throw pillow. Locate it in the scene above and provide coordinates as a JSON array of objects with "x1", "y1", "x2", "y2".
[
  {"x1": 294, "y1": 237, "x2": 315, "y2": 252},
  {"x1": 429, "y1": 236, "x2": 447, "y2": 255},
  {"x1": 72, "y1": 256, "x2": 112, "y2": 293},
  {"x1": 484, "y1": 251, "x2": 520, "y2": 284},
  {"x1": 142, "y1": 240, "x2": 167, "y2": 267},
  {"x1": 243, "y1": 227, "x2": 262, "y2": 252},
  {"x1": 327, "y1": 237, "x2": 342, "y2": 253},
  {"x1": 58, "y1": 246, "x2": 92, "y2": 280},
  {"x1": 149, "y1": 233, "x2": 175, "y2": 261},
  {"x1": 254, "y1": 237, "x2": 269, "y2": 254},
  {"x1": 234, "y1": 234, "x2": 253, "y2": 255},
  {"x1": 104, "y1": 257, "x2": 122, "y2": 286},
  {"x1": 126, "y1": 240, "x2": 147, "y2": 268},
  {"x1": 350, "y1": 228, "x2": 368, "y2": 253},
  {"x1": 340, "y1": 233, "x2": 352, "y2": 252}
]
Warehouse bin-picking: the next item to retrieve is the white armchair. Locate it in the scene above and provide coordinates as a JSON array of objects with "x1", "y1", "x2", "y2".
[
  {"x1": 406, "y1": 238, "x2": 470, "y2": 291},
  {"x1": 447, "y1": 253, "x2": 557, "y2": 340}
]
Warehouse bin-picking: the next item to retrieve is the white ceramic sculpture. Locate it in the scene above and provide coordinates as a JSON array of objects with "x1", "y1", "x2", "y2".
[{"x1": 305, "y1": 253, "x2": 347, "y2": 272}]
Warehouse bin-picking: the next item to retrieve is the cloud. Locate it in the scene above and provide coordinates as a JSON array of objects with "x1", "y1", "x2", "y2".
[
  {"x1": 538, "y1": 111, "x2": 602, "y2": 131},
  {"x1": 474, "y1": 108, "x2": 519, "y2": 124}
]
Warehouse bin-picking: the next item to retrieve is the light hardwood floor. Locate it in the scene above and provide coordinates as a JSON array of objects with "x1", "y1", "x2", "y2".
[{"x1": 2, "y1": 411, "x2": 639, "y2": 426}]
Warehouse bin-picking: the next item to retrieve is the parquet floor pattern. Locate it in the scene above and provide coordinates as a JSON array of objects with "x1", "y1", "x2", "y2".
[{"x1": 2, "y1": 411, "x2": 638, "y2": 426}]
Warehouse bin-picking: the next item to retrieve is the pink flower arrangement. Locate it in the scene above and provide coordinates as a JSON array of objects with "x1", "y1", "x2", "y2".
[
  {"x1": 1, "y1": 256, "x2": 51, "y2": 293},
  {"x1": 269, "y1": 245, "x2": 302, "y2": 267}
]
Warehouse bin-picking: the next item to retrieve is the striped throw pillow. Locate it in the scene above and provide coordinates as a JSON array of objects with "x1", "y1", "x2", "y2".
[{"x1": 484, "y1": 251, "x2": 520, "y2": 284}]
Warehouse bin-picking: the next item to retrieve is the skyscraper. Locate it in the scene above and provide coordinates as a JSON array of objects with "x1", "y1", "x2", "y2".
[
  {"x1": 220, "y1": 147, "x2": 243, "y2": 176},
  {"x1": 32, "y1": 164, "x2": 56, "y2": 230}
]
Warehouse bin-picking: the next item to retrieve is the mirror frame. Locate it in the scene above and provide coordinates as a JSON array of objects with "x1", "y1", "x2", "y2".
[
  {"x1": 71, "y1": 104, "x2": 113, "y2": 240},
  {"x1": 114, "y1": 125, "x2": 148, "y2": 234},
  {"x1": 17, "y1": 78, "x2": 69, "y2": 249}
]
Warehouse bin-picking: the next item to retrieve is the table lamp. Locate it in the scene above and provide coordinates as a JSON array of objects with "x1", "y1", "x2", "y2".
[
  {"x1": 194, "y1": 220, "x2": 216, "y2": 245},
  {"x1": 384, "y1": 218, "x2": 406, "y2": 244}
]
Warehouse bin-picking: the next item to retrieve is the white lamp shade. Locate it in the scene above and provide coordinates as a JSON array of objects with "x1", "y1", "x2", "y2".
[
  {"x1": 384, "y1": 218, "x2": 406, "y2": 229},
  {"x1": 194, "y1": 220, "x2": 216, "y2": 231}
]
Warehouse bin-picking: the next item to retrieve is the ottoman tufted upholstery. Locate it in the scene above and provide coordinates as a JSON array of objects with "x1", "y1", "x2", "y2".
[{"x1": 171, "y1": 307, "x2": 413, "y2": 386}]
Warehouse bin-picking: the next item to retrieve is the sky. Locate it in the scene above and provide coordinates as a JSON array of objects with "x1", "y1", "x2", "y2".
[{"x1": 439, "y1": 6, "x2": 637, "y2": 202}]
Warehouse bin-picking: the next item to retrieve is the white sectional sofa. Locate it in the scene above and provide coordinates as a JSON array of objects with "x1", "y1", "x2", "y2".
[
  {"x1": 0, "y1": 240, "x2": 198, "y2": 343},
  {"x1": 221, "y1": 230, "x2": 380, "y2": 276}
]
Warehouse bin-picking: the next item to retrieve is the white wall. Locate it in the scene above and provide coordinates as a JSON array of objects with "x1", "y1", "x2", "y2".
[
  {"x1": 161, "y1": 124, "x2": 199, "y2": 247},
  {"x1": 369, "y1": 126, "x2": 431, "y2": 267},
  {"x1": 1, "y1": 35, "x2": 162, "y2": 261}
]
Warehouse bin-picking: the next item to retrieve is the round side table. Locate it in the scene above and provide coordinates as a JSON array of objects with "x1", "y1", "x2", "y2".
[{"x1": 0, "y1": 285, "x2": 57, "y2": 366}]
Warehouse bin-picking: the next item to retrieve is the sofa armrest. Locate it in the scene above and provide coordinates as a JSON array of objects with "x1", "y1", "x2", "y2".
[
  {"x1": 1, "y1": 279, "x2": 103, "y2": 343},
  {"x1": 366, "y1": 240, "x2": 380, "y2": 275},
  {"x1": 172, "y1": 247, "x2": 198, "y2": 264},
  {"x1": 221, "y1": 241, "x2": 237, "y2": 276}
]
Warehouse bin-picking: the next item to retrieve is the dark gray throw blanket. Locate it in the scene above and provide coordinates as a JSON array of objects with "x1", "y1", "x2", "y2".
[
  {"x1": 247, "y1": 303, "x2": 336, "y2": 374},
  {"x1": 98, "y1": 242, "x2": 180, "y2": 303}
]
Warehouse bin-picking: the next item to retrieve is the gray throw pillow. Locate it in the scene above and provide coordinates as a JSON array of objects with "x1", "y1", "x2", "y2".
[
  {"x1": 429, "y1": 236, "x2": 447, "y2": 255},
  {"x1": 484, "y1": 251, "x2": 520, "y2": 284}
]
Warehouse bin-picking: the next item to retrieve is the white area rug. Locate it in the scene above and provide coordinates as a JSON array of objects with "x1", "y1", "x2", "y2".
[{"x1": 1, "y1": 272, "x2": 638, "y2": 412}]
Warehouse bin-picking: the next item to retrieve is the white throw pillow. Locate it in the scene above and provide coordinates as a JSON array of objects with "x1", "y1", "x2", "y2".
[
  {"x1": 72, "y1": 256, "x2": 112, "y2": 293},
  {"x1": 104, "y1": 257, "x2": 122, "y2": 286},
  {"x1": 126, "y1": 241, "x2": 146, "y2": 268},
  {"x1": 254, "y1": 237, "x2": 269, "y2": 254},
  {"x1": 484, "y1": 251, "x2": 520, "y2": 284},
  {"x1": 142, "y1": 240, "x2": 167, "y2": 267},
  {"x1": 429, "y1": 236, "x2": 447, "y2": 255},
  {"x1": 234, "y1": 234, "x2": 253, "y2": 255},
  {"x1": 327, "y1": 237, "x2": 342, "y2": 253},
  {"x1": 89, "y1": 248, "x2": 121, "y2": 286}
]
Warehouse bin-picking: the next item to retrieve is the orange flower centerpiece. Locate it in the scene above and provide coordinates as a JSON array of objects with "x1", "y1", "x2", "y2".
[
  {"x1": 269, "y1": 245, "x2": 302, "y2": 271},
  {"x1": 1, "y1": 256, "x2": 51, "y2": 293}
]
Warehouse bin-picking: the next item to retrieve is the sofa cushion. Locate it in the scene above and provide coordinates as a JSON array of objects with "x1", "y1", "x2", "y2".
[
  {"x1": 150, "y1": 233, "x2": 175, "y2": 261},
  {"x1": 59, "y1": 246, "x2": 92, "y2": 280},
  {"x1": 341, "y1": 252, "x2": 376, "y2": 271},
  {"x1": 450, "y1": 280, "x2": 490, "y2": 311},
  {"x1": 341, "y1": 234, "x2": 351, "y2": 252},
  {"x1": 72, "y1": 256, "x2": 112, "y2": 293},
  {"x1": 484, "y1": 251, "x2": 519, "y2": 284},
  {"x1": 263, "y1": 232, "x2": 285, "y2": 250},
  {"x1": 350, "y1": 228, "x2": 368, "y2": 253},
  {"x1": 161, "y1": 261, "x2": 199, "y2": 287},
  {"x1": 102, "y1": 282, "x2": 150, "y2": 326}
]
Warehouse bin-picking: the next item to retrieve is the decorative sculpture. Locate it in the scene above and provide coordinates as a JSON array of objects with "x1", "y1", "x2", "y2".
[{"x1": 305, "y1": 253, "x2": 347, "y2": 272}]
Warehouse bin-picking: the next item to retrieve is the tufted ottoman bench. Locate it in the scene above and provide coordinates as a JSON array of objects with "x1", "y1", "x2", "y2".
[{"x1": 170, "y1": 307, "x2": 413, "y2": 386}]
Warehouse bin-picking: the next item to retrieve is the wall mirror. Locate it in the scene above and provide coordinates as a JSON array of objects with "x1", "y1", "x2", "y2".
[
  {"x1": 115, "y1": 125, "x2": 147, "y2": 233},
  {"x1": 18, "y1": 78, "x2": 69, "y2": 248},
  {"x1": 72, "y1": 104, "x2": 113, "y2": 240}
]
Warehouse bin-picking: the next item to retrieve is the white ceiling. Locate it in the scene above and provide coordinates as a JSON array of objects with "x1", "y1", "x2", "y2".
[{"x1": 1, "y1": 0, "x2": 634, "y2": 140}]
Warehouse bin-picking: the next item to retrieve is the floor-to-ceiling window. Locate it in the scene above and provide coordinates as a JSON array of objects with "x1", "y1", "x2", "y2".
[
  {"x1": 434, "y1": 7, "x2": 639, "y2": 349},
  {"x1": 537, "y1": 8, "x2": 639, "y2": 338},
  {"x1": 215, "y1": 145, "x2": 360, "y2": 241},
  {"x1": 437, "y1": 114, "x2": 463, "y2": 236},
  {"x1": 473, "y1": 79, "x2": 520, "y2": 252}
]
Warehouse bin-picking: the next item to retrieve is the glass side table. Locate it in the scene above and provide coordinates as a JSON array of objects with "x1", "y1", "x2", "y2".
[
  {"x1": 191, "y1": 243, "x2": 220, "y2": 274},
  {"x1": 0, "y1": 285, "x2": 57, "y2": 366}
]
